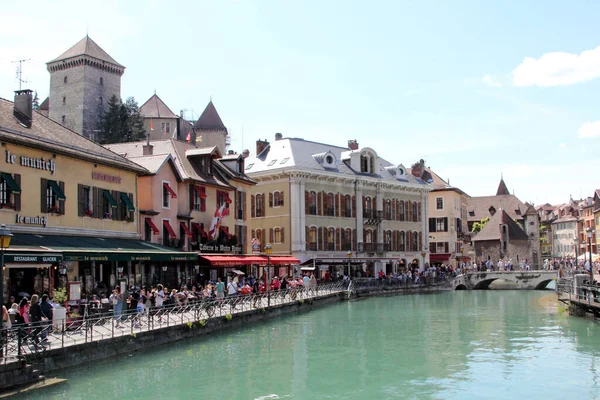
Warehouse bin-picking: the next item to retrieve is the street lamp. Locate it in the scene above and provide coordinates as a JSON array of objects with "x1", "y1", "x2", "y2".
[
  {"x1": 347, "y1": 250, "x2": 352, "y2": 279},
  {"x1": 0, "y1": 225, "x2": 12, "y2": 307},
  {"x1": 583, "y1": 241, "x2": 587, "y2": 265},
  {"x1": 587, "y1": 227, "x2": 594, "y2": 282},
  {"x1": 265, "y1": 243, "x2": 272, "y2": 307}
]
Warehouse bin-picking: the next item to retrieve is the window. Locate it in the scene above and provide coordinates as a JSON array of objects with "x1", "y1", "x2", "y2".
[
  {"x1": 384, "y1": 199, "x2": 392, "y2": 220},
  {"x1": 308, "y1": 226, "x2": 317, "y2": 251},
  {"x1": 268, "y1": 160, "x2": 277, "y2": 166},
  {"x1": 64, "y1": 76, "x2": 67, "y2": 84},
  {"x1": 308, "y1": 191, "x2": 317, "y2": 215},
  {"x1": 163, "y1": 183, "x2": 171, "y2": 208},
  {"x1": 217, "y1": 191, "x2": 230, "y2": 208},
  {"x1": 342, "y1": 228, "x2": 352, "y2": 250},
  {"x1": 326, "y1": 155, "x2": 334, "y2": 164},
  {"x1": 162, "y1": 122, "x2": 170, "y2": 134},
  {"x1": 246, "y1": 163, "x2": 254, "y2": 170},
  {"x1": 398, "y1": 231, "x2": 406, "y2": 252},
  {"x1": 237, "y1": 159, "x2": 244, "y2": 174},
  {"x1": 77, "y1": 184, "x2": 92, "y2": 217},
  {"x1": 42, "y1": 179, "x2": 65, "y2": 214},
  {"x1": 273, "y1": 191, "x2": 284, "y2": 207},
  {"x1": 274, "y1": 227, "x2": 282, "y2": 243},
  {"x1": 364, "y1": 196, "x2": 372, "y2": 218},
  {"x1": 384, "y1": 230, "x2": 392, "y2": 251},
  {"x1": 280, "y1": 158, "x2": 290, "y2": 164},
  {"x1": 0, "y1": 173, "x2": 20, "y2": 210},
  {"x1": 413, "y1": 232, "x2": 419, "y2": 252},
  {"x1": 326, "y1": 193, "x2": 335, "y2": 216},
  {"x1": 344, "y1": 195, "x2": 352, "y2": 217},
  {"x1": 436, "y1": 197, "x2": 443, "y2": 210},
  {"x1": 413, "y1": 202, "x2": 419, "y2": 222},
  {"x1": 256, "y1": 194, "x2": 265, "y2": 217},
  {"x1": 327, "y1": 228, "x2": 335, "y2": 251},
  {"x1": 61, "y1": 115, "x2": 65, "y2": 124},
  {"x1": 99, "y1": 77, "x2": 103, "y2": 85},
  {"x1": 62, "y1": 96, "x2": 66, "y2": 104},
  {"x1": 236, "y1": 191, "x2": 244, "y2": 219}
]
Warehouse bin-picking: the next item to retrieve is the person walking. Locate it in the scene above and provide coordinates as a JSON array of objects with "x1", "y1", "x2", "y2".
[
  {"x1": 154, "y1": 284, "x2": 165, "y2": 323},
  {"x1": 309, "y1": 274, "x2": 317, "y2": 296},
  {"x1": 109, "y1": 286, "x2": 124, "y2": 328},
  {"x1": 216, "y1": 278, "x2": 225, "y2": 301}
]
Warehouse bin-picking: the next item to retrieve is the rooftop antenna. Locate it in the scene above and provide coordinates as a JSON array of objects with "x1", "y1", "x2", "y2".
[{"x1": 12, "y1": 59, "x2": 30, "y2": 90}]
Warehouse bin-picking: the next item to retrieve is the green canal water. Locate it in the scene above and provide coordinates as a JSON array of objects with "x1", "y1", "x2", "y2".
[{"x1": 17, "y1": 291, "x2": 600, "y2": 400}]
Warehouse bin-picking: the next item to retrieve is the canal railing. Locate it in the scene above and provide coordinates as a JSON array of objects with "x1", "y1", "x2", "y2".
[{"x1": 0, "y1": 281, "x2": 349, "y2": 366}]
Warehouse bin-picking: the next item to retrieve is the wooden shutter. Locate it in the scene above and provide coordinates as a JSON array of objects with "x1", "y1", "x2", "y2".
[
  {"x1": 444, "y1": 217, "x2": 448, "y2": 232},
  {"x1": 336, "y1": 228, "x2": 341, "y2": 251},
  {"x1": 78, "y1": 184, "x2": 84, "y2": 216},
  {"x1": 429, "y1": 218, "x2": 436, "y2": 233},
  {"x1": 242, "y1": 192, "x2": 247, "y2": 220},
  {"x1": 189, "y1": 184, "x2": 194, "y2": 211},
  {"x1": 58, "y1": 181, "x2": 65, "y2": 214},
  {"x1": 281, "y1": 227, "x2": 284, "y2": 243},
  {"x1": 251, "y1": 229, "x2": 255, "y2": 241},
  {"x1": 40, "y1": 178, "x2": 47, "y2": 213},
  {"x1": 305, "y1": 191, "x2": 309, "y2": 215},
  {"x1": 129, "y1": 193, "x2": 134, "y2": 220},
  {"x1": 280, "y1": 191, "x2": 284, "y2": 206},
  {"x1": 269, "y1": 228, "x2": 274, "y2": 243},
  {"x1": 251, "y1": 195, "x2": 255, "y2": 218},
  {"x1": 13, "y1": 174, "x2": 21, "y2": 211},
  {"x1": 340, "y1": 195, "x2": 345, "y2": 217},
  {"x1": 352, "y1": 196, "x2": 356, "y2": 218},
  {"x1": 317, "y1": 192, "x2": 323, "y2": 216},
  {"x1": 318, "y1": 227, "x2": 324, "y2": 250},
  {"x1": 418, "y1": 202, "x2": 422, "y2": 222},
  {"x1": 392, "y1": 231, "x2": 397, "y2": 251},
  {"x1": 407, "y1": 231, "x2": 412, "y2": 252},
  {"x1": 200, "y1": 187, "x2": 206, "y2": 212},
  {"x1": 269, "y1": 192, "x2": 273, "y2": 208},
  {"x1": 335, "y1": 193, "x2": 340, "y2": 217},
  {"x1": 305, "y1": 226, "x2": 309, "y2": 249},
  {"x1": 352, "y1": 229, "x2": 357, "y2": 251},
  {"x1": 419, "y1": 232, "x2": 423, "y2": 252},
  {"x1": 112, "y1": 190, "x2": 120, "y2": 221},
  {"x1": 391, "y1": 199, "x2": 396, "y2": 221},
  {"x1": 444, "y1": 242, "x2": 449, "y2": 253},
  {"x1": 243, "y1": 226, "x2": 248, "y2": 252}
]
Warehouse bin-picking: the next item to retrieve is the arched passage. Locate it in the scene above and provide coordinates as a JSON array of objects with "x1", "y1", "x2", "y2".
[
  {"x1": 534, "y1": 279, "x2": 554, "y2": 290},
  {"x1": 455, "y1": 284, "x2": 468, "y2": 290},
  {"x1": 472, "y1": 278, "x2": 499, "y2": 290}
]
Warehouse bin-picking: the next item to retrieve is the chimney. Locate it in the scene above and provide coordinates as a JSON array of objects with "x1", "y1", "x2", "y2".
[
  {"x1": 275, "y1": 132, "x2": 283, "y2": 141},
  {"x1": 348, "y1": 139, "x2": 358, "y2": 150},
  {"x1": 256, "y1": 139, "x2": 269, "y2": 155},
  {"x1": 143, "y1": 133, "x2": 153, "y2": 155},
  {"x1": 242, "y1": 149, "x2": 250, "y2": 158},
  {"x1": 14, "y1": 90, "x2": 33, "y2": 128}
]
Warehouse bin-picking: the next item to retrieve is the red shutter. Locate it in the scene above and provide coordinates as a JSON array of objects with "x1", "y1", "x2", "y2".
[
  {"x1": 14, "y1": 174, "x2": 21, "y2": 211},
  {"x1": 281, "y1": 227, "x2": 284, "y2": 243},
  {"x1": 352, "y1": 196, "x2": 356, "y2": 218},
  {"x1": 317, "y1": 227, "x2": 323, "y2": 250},
  {"x1": 269, "y1": 192, "x2": 273, "y2": 208},
  {"x1": 317, "y1": 192, "x2": 323, "y2": 216},
  {"x1": 392, "y1": 231, "x2": 397, "y2": 251},
  {"x1": 340, "y1": 195, "x2": 345, "y2": 217},
  {"x1": 336, "y1": 228, "x2": 341, "y2": 251},
  {"x1": 418, "y1": 202, "x2": 422, "y2": 222},
  {"x1": 269, "y1": 228, "x2": 274, "y2": 243},
  {"x1": 251, "y1": 195, "x2": 255, "y2": 218}
]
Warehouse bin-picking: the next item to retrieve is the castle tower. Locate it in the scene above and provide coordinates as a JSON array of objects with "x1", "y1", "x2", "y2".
[
  {"x1": 47, "y1": 36, "x2": 125, "y2": 141},
  {"x1": 523, "y1": 203, "x2": 541, "y2": 269},
  {"x1": 192, "y1": 100, "x2": 229, "y2": 154}
]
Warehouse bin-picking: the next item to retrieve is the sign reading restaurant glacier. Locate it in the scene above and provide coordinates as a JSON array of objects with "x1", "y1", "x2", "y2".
[{"x1": 5, "y1": 150, "x2": 56, "y2": 174}]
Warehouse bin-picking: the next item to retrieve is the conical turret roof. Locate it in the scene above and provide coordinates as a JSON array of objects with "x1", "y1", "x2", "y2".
[
  {"x1": 496, "y1": 178, "x2": 510, "y2": 196},
  {"x1": 193, "y1": 101, "x2": 227, "y2": 131},
  {"x1": 49, "y1": 36, "x2": 124, "y2": 68}
]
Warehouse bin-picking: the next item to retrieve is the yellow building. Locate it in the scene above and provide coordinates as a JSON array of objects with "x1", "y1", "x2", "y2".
[{"x1": 0, "y1": 91, "x2": 193, "y2": 300}]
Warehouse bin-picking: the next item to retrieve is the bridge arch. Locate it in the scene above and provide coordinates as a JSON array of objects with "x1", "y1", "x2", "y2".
[
  {"x1": 472, "y1": 278, "x2": 499, "y2": 290},
  {"x1": 455, "y1": 284, "x2": 468, "y2": 290},
  {"x1": 534, "y1": 279, "x2": 554, "y2": 290}
]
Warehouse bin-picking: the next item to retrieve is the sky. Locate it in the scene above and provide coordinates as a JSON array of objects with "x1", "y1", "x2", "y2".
[{"x1": 1, "y1": 0, "x2": 599, "y2": 205}]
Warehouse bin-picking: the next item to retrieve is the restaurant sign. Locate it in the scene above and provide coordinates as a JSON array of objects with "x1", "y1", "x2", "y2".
[
  {"x1": 63, "y1": 253, "x2": 197, "y2": 262},
  {"x1": 6, "y1": 150, "x2": 56, "y2": 174},
  {"x1": 15, "y1": 214, "x2": 48, "y2": 227},
  {"x1": 199, "y1": 244, "x2": 242, "y2": 253},
  {"x1": 5, "y1": 254, "x2": 62, "y2": 263}
]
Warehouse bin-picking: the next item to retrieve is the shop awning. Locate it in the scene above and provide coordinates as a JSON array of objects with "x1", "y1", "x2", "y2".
[
  {"x1": 7, "y1": 233, "x2": 197, "y2": 262},
  {"x1": 430, "y1": 253, "x2": 451, "y2": 262},
  {"x1": 120, "y1": 192, "x2": 135, "y2": 212},
  {"x1": 145, "y1": 218, "x2": 159, "y2": 235},
  {"x1": 48, "y1": 180, "x2": 66, "y2": 201},
  {"x1": 192, "y1": 222, "x2": 207, "y2": 237},
  {"x1": 180, "y1": 222, "x2": 193, "y2": 238},
  {"x1": 163, "y1": 220, "x2": 177, "y2": 239},
  {"x1": 199, "y1": 255, "x2": 265, "y2": 266},
  {"x1": 1, "y1": 173, "x2": 20, "y2": 194},
  {"x1": 268, "y1": 256, "x2": 301, "y2": 265},
  {"x1": 103, "y1": 190, "x2": 118, "y2": 208},
  {"x1": 163, "y1": 182, "x2": 177, "y2": 198}
]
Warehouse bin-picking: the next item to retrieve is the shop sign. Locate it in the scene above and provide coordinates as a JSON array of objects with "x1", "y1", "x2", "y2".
[
  {"x1": 6, "y1": 149, "x2": 56, "y2": 174},
  {"x1": 92, "y1": 172, "x2": 122, "y2": 184},
  {"x1": 15, "y1": 214, "x2": 48, "y2": 227},
  {"x1": 199, "y1": 244, "x2": 242, "y2": 253},
  {"x1": 5, "y1": 254, "x2": 62, "y2": 263},
  {"x1": 64, "y1": 253, "x2": 197, "y2": 262}
]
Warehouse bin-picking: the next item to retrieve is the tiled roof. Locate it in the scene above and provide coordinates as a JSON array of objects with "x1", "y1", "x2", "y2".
[
  {"x1": 139, "y1": 94, "x2": 178, "y2": 119},
  {"x1": 0, "y1": 98, "x2": 146, "y2": 173},
  {"x1": 39, "y1": 97, "x2": 49, "y2": 111},
  {"x1": 104, "y1": 139, "x2": 233, "y2": 188},
  {"x1": 244, "y1": 137, "x2": 427, "y2": 187},
  {"x1": 49, "y1": 36, "x2": 123, "y2": 68},
  {"x1": 473, "y1": 209, "x2": 529, "y2": 242},
  {"x1": 467, "y1": 194, "x2": 526, "y2": 223},
  {"x1": 552, "y1": 215, "x2": 578, "y2": 223},
  {"x1": 127, "y1": 153, "x2": 175, "y2": 175},
  {"x1": 496, "y1": 178, "x2": 510, "y2": 195},
  {"x1": 193, "y1": 101, "x2": 227, "y2": 131}
]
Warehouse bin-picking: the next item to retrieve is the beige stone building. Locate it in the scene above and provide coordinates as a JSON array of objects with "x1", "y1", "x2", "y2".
[{"x1": 245, "y1": 135, "x2": 431, "y2": 277}]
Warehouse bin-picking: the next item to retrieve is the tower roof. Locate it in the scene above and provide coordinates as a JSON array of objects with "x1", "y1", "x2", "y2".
[
  {"x1": 49, "y1": 36, "x2": 124, "y2": 68},
  {"x1": 193, "y1": 101, "x2": 227, "y2": 131},
  {"x1": 473, "y1": 209, "x2": 529, "y2": 242},
  {"x1": 139, "y1": 94, "x2": 178, "y2": 119},
  {"x1": 496, "y1": 178, "x2": 510, "y2": 196}
]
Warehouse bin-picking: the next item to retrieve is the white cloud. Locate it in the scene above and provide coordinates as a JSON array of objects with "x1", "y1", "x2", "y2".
[
  {"x1": 578, "y1": 120, "x2": 600, "y2": 138},
  {"x1": 481, "y1": 74, "x2": 502, "y2": 88},
  {"x1": 513, "y1": 45, "x2": 600, "y2": 87}
]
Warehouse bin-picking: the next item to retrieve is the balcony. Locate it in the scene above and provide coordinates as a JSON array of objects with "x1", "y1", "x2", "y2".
[
  {"x1": 363, "y1": 210, "x2": 383, "y2": 225},
  {"x1": 306, "y1": 242, "x2": 317, "y2": 251},
  {"x1": 360, "y1": 242, "x2": 385, "y2": 253}
]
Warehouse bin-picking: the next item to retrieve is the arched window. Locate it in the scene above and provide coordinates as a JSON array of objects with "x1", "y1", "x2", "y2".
[
  {"x1": 309, "y1": 191, "x2": 317, "y2": 215},
  {"x1": 399, "y1": 200, "x2": 405, "y2": 221},
  {"x1": 308, "y1": 226, "x2": 317, "y2": 251},
  {"x1": 413, "y1": 202, "x2": 418, "y2": 222},
  {"x1": 342, "y1": 228, "x2": 352, "y2": 251},
  {"x1": 399, "y1": 231, "x2": 406, "y2": 252},
  {"x1": 274, "y1": 227, "x2": 282, "y2": 243},
  {"x1": 365, "y1": 229, "x2": 373, "y2": 243},
  {"x1": 384, "y1": 230, "x2": 392, "y2": 251},
  {"x1": 273, "y1": 191, "x2": 282, "y2": 207},
  {"x1": 413, "y1": 231, "x2": 419, "y2": 252},
  {"x1": 344, "y1": 195, "x2": 352, "y2": 217},
  {"x1": 327, "y1": 227, "x2": 335, "y2": 250},
  {"x1": 384, "y1": 199, "x2": 392, "y2": 220},
  {"x1": 256, "y1": 194, "x2": 265, "y2": 217},
  {"x1": 256, "y1": 229, "x2": 263, "y2": 251},
  {"x1": 326, "y1": 193, "x2": 335, "y2": 216},
  {"x1": 365, "y1": 196, "x2": 372, "y2": 218}
]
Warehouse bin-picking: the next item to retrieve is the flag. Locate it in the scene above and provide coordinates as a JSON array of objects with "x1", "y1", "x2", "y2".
[
  {"x1": 186, "y1": 132, "x2": 191, "y2": 142},
  {"x1": 150, "y1": 119, "x2": 154, "y2": 131},
  {"x1": 208, "y1": 202, "x2": 229, "y2": 240}
]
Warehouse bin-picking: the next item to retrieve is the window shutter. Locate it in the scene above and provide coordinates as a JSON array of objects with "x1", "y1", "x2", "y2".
[
  {"x1": 269, "y1": 228, "x2": 274, "y2": 243},
  {"x1": 335, "y1": 193, "x2": 340, "y2": 217},
  {"x1": 269, "y1": 192, "x2": 273, "y2": 208},
  {"x1": 216, "y1": 191, "x2": 220, "y2": 208},
  {"x1": 362, "y1": 196, "x2": 366, "y2": 211},
  {"x1": 444, "y1": 242, "x2": 449, "y2": 253},
  {"x1": 429, "y1": 218, "x2": 436, "y2": 233},
  {"x1": 58, "y1": 181, "x2": 65, "y2": 215},
  {"x1": 280, "y1": 191, "x2": 284, "y2": 206},
  {"x1": 305, "y1": 226, "x2": 309, "y2": 249},
  {"x1": 392, "y1": 231, "x2": 397, "y2": 251},
  {"x1": 336, "y1": 228, "x2": 341, "y2": 251},
  {"x1": 363, "y1": 229, "x2": 367, "y2": 244},
  {"x1": 189, "y1": 184, "x2": 194, "y2": 210},
  {"x1": 407, "y1": 231, "x2": 412, "y2": 252},
  {"x1": 340, "y1": 194, "x2": 345, "y2": 217},
  {"x1": 40, "y1": 178, "x2": 47, "y2": 213},
  {"x1": 95, "y1": 187, "x2": 102, "y2": 218},
  {"x1": 317, "y1": 227, "x2": 323, "y2": 250},
  {"x1": 129, "y1": 193, "x2": 134, "y2": 220},
  {"x1": 352, "y1": 229, "x2": 357, "y2": 251},
  {"x1": 418, "y1": 202, "x2": 422, "y2": 222},
  {"x1": 419, "y1": 232, "x2": 423, "y2": 252},
  {"x1": 317, "y1": 192, "x2": 323, "y2": 216},
  {"x1": 13, "y1": 174, "x2": 21, "y2": 211},
  {"x1": 352, "y1": 196, "x2": 356, "y2": 218},
  {"x1": 251, "y1": 229, "x2": 255, "y2": 241},
  {"x1": 242, "y1": 192, "x2": 247, "y2": 220},
  {"x1": 78, "y1": 184, "x2": 84, "y2": 216},
  {"x1": 280, "y1": 227, "x2": 284, "y2": 243},
  {"x1": 444, "y1": 217, "x2": 448, "y2": 232},
  {"x1": 391, "y1": 200, "x2": 396, "y2": 221},
  {"x1": 251, "y1": 195, "x2": 255, "y2": 218},
  {"x1": 112, "y1": 190, "x2": 120, "y2": 221}
]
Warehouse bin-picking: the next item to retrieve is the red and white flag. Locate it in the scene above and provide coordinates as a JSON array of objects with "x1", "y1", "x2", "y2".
[
  {"x1": 186, "y1": 132, "x2": 191, "y2": 142},
  {"x1": 208, "y1": 202, "x2": 230, "y2": 240}
]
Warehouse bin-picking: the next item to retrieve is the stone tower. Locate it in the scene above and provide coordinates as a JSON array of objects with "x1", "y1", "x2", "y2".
[
  {"x1": 523, "y1": 203, "x2": 541, "y2": 269},
  {"x1": 47, "y1": 36, "x2": 125, "y2": 140},
  {"x1": 192, "y1": 100, "x2": 229, "y2": 154}
]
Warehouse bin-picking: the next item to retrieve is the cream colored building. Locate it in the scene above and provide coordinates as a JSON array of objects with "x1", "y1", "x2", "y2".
[{"x1": 245, "y1": 135, "x2": 431, "y2": 277}]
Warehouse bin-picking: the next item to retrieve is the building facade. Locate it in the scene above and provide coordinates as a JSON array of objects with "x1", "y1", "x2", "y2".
[
  {"x1": 46, "y1": 36, "x2": 124, "y2": 141},
  {"x1": 245, "y1": 135, "x2": 431, "y2": 278},
  {"x1": 552, "y1": 216, "x2": 578, "y2": 259}
]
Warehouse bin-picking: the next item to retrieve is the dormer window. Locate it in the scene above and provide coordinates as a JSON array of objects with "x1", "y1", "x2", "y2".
[
  {"x1": 237, "y1": 159, "x2": 244, "y2": 174},
  {"x1": 489, "y1": 206, "x2": 496, "y2": 216},
  {"x1": 200, "y1": 156, "x2": 212, "y2": 175},
  {"x1": 360, "y1": 151, "x2": 376, "y2": 173}
]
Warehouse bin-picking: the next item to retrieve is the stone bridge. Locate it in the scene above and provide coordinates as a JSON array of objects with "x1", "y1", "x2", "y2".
[{"x1": 450, "y1": 271, "x2": 557, "y2": 290}]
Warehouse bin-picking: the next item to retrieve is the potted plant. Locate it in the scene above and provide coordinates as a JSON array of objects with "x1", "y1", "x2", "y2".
[
  {"x1": 67, "y1": 310, "x2": 83, "y2": 330},
  {"x1": 83, "y1": 209, "x2": 94, "y2": 217},
  {"x1": 48, "y1": 205, "x2": 61, "y2": 214},
  {"x1": 52, "y1": 287, "x2": 68, "y2": 330}
]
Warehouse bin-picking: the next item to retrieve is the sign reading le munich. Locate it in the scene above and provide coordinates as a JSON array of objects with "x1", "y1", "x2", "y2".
[{"x1": 5, "y1": 150, "x2": 56, "y2": 174}]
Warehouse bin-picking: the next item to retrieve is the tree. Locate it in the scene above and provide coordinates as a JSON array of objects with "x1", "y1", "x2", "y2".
[
  {"x1": 32, "y1": 91, "x2": 40, "y2": 111},
  {"x1": 99, "y1": 95, "x2": 146, "y2": 144},
  {"x1": 471, "y1": 216, "x2": 490, "y2": 233}
]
